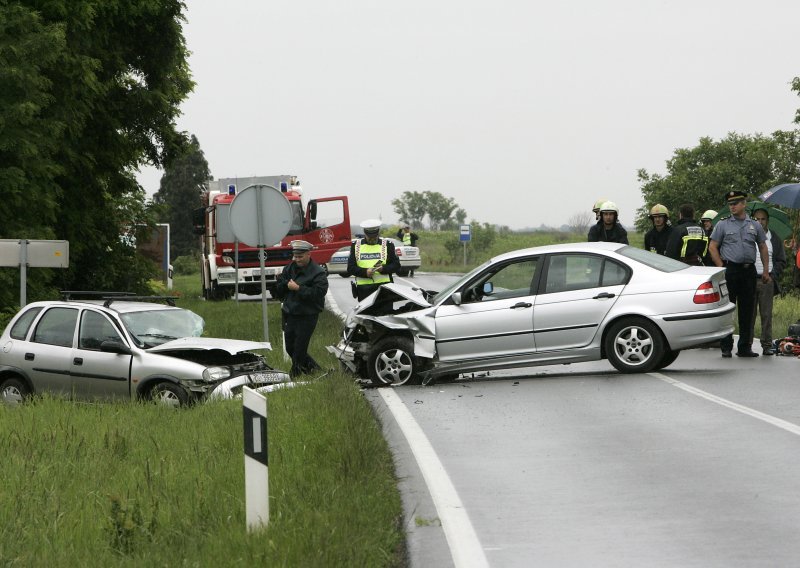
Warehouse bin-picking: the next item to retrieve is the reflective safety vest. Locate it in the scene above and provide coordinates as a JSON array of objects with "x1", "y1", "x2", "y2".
[
  {"x1": 402, "y1": 232, "x2": 411, "y2": 245},
  {"x1": 680, "y1": 226, "x2": 709, "y2": 263},
  {"x1": 354, "y1": 240, "x2": 391, "y2": 286}
]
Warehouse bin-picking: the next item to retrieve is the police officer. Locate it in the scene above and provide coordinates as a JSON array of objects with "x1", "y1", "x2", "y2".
[
  {"x1": 274, "y1": 240, "x2": 329, "y2": 377},
  {"x1": 708, "y1": 190, "x2": 770, "y2": 358},
  {"x1": 587, "y1": 201, "x2": 629, "y2": 244},
  {"x1": 348, "y1": 219, "x2": 401, "y2": 303},
  {"x1": 644, "y1": 204, "x2": 673, "y2": 255},
  {"x1": 396, "y1": 225, "x2": 420, "y2": 276},
  {"x1": 665, "y1": 204, "x2": 709, "y2": 265}
]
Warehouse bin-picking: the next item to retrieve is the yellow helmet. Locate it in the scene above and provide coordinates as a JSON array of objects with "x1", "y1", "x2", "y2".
[
  {"x1": 593, "y1": 198, "x2": 609, "y2": 212},
  {"x1": 700, "y1": 209, "x2": 717, "y2": 221},
  {"x1": 648, "y1": 204, "x2": 669, "y2": 218}
]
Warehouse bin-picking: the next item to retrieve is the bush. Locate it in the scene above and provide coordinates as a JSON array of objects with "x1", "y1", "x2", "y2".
[{"x1": 172, "y1": 254, "x2": 200, "y2": 276}]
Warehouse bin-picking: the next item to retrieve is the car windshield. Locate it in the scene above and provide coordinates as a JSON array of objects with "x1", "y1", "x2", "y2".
[
  {"x1": 616, "y1": 245, "x2": 688, "y2": 272},
  {"x1": 119, "y1": 308, "x2": 205, "y2": 347},
  {"x1": 429, "y1": 260, "x2": 492, "y2": 304}
]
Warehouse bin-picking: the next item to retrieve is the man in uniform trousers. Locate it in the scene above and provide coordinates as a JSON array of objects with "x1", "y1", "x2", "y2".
[
  {"x1": 708, "y1": 190, "x2": 770, "y2": 358},
  {"x1": 348, "y1": 218, "x2": 401, "y2": 304},
  {"x1": 274, "y1": 240, "x2": 329, "y2": 377}
]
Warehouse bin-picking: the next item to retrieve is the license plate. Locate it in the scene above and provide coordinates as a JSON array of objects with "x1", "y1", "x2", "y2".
[
  {"x1": 720, "y1": 282, "x2": 728, "y2": 297},
  {"x1": 248, "y1": 371, "x2": 289, "y2": 384}
]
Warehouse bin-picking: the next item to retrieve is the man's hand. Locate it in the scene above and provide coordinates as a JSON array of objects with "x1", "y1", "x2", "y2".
[
  {"x1": 288, "y1": 279, "x2": 300, "y2": 291},
  {"x1": 762, "y1": 272, "x2": 772, "y2": 284}
]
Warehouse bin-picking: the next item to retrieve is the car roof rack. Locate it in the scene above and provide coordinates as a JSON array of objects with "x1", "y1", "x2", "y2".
[
  {"x1": 59, "y1": 291, "x2": 179, "y2": 308},
  {"x1": 60, "y1": 291, "x2": 136, "y2": 301},
  {"x1": 101, "y1": 296, "x2": 179, "y2": 308}
]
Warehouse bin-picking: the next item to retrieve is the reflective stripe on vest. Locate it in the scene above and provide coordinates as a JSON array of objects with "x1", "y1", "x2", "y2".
[
  {"x1": 354, "y1": 240, "x2": 391, "y2": 285},
  {"x1": 402, "y1": 232, "x2": 411, "y2": 245},
  {"x1": 680, "y1": 226, "x2": 709, "y2": 259}
]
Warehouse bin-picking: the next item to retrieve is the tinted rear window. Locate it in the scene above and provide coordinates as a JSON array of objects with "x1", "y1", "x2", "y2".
[{"x1": 616, "y1": 246, "x2": 688, "y2": 273}]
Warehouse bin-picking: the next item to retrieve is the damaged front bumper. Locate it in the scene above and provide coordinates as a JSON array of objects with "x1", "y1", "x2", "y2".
[{"x1": 207, "y1": 370, "x2": 292, "y2": 400}]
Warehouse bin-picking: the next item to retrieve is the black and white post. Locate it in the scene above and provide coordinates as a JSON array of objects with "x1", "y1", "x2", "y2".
[{"x1": 243, "y1": 386, "x2": 268, "y2": 530}]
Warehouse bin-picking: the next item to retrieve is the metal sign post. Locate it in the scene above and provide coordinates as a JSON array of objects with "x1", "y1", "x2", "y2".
[
  {"x1": 229, "y1": 185, "x2": 293, "y2": 343},
  {"x1": 459, "y1": 224, "x2": 471, "y2": 266},
  {"x1": 243, "y1": 386, "x2": 268, "y2": 530},
  {"x1": 0, "y1": 239, "x2": 69, "y2": 306}
]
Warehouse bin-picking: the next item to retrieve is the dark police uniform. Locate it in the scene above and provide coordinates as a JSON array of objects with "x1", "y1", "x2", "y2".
[
  {"x1": 274, "y1": 240, "x2": 329, "y2": 377},
  {"x1": 709, "y1": 191, "x2": 768, "y2": 357}
]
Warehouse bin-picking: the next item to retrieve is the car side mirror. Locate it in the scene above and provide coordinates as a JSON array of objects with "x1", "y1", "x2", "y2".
[
  {"x1": 100, "y1": 340, "x2": 133, "y2": 355},
  {"x1": 451, "y1": 292, "x2": 462, "y2": 306},
  {"x1": 483, "y1": 282, "x2": 494, "y2": 295}
]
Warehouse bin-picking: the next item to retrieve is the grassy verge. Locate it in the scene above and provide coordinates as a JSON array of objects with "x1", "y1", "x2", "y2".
[{"x1": 0, "y1": 276, "x2": 405, "y2": 566}]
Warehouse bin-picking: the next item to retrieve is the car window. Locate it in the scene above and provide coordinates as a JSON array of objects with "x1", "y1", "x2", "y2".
[
  {"x1": 467, "y1": 258, "x2": 539, "y2": 302},
  {"x1": 32, "y1": 307, "x2": 79, "y2": 347},
  {"x1": 601, "y1": 259, "x2": 630, "y2": 286},
  {"x1": 544, "y1": 254, "x2": 604, "y2": 293},
  {"x1": 120, "y1": 308, "x2": 204, "y2": 347},
  {"x1": 9, "y1": 306, "x2": 43, "y2": 340},
  {"x1": 79, "y1": 310, "x2": 124, "y2": 350},
  {"x1": 616, "y1": 245, "x2": 687, "y2": 272}
]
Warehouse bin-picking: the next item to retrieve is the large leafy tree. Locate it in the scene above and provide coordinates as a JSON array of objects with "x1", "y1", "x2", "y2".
[
  {"x1": 635, "y1": 132, "x2": 800, "y2": 232},
  {"x1": 0, "y1": 0, "x2": 192, "y2": 308},
  {"x1": 153, "y1": 135, "x2": 210, "y2": 258},
  {"x1": 392, "y1": 190, "x2": 467, "y2": 230}
]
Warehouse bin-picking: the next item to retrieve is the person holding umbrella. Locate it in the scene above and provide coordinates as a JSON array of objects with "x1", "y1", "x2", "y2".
[
  {"x1": 708, "y1": 189, "x2": 770, "y2": 358},
  {"x1": 749, "y1": 206, "x2": 787, "y2": 355}
]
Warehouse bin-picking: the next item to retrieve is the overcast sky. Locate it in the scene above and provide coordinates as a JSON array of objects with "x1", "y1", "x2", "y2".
[{"x1": 137, "y1": 0, "x2": 800, "y2": 230}]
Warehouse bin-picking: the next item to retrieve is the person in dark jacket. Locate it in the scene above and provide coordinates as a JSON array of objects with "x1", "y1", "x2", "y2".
[
  {"x1": 749, "y1": 206, "x2": 787, "y2": 355},
  {"x1": 643, "y1": 203, "x2": 673, "y2": 255},
  {"x1": 699, "y1": 209, "x2": 717, "y2": 266},
  {"x1": 587, "y1": 201, "x2": 628, "y2": 244},
  {"x1": 274, "y1": 240, "x2": 329, "y2": 377},
  {"x1": 665, "y1": 204, "x2": 709, "y2": 265}
]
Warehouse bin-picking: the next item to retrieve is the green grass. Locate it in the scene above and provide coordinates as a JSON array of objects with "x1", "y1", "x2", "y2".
[{"x1": 0, "y1": 274, "x2": 405, "y2": 567}]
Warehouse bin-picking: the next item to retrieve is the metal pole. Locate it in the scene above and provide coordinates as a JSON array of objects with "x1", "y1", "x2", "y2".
[
  {"x1": 235, "y1": 240, "x2": 240, "y2": 303},
  {"x1": 463, "y1": 241, "x2": 466, "y2": 266},
  {"x1": 19, "y1": 240, "x2": 27, "y2": 306},
  {"x1": 255, "y1": 190, "x2": 269, "y2": 343}
]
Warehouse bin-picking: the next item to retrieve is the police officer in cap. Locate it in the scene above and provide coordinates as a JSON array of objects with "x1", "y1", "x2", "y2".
[
  {"x1": 708, "y1": 189, "x2": 770, "y2": 358},
  {"x1": 274, "y1": 240, "x2": 329, "y2": 376},
  {"x1": 348, "y1": 219, "x2": 401, "y2": 302}
]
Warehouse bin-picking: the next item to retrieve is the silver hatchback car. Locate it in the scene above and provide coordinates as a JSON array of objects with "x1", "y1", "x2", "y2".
[
  {"x1": 0, "y1": 294, "x2": 288, "y2": 406},
  {"x1": 330, "y1": 242, "x2": 735, "y2": 385}
]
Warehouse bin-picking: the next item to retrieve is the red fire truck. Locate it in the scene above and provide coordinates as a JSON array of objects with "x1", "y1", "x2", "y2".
[{"x1": 194, "y1": 176, "x2": 351, "y2": 300}]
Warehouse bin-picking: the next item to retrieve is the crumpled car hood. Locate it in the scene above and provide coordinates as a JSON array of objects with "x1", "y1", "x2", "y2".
[
  {"x1": 354, "y1": 282, "x2": 431, "y2": 314},
  {"x1": 147, "y1": 337, "x2": 272, "y2": 354}
]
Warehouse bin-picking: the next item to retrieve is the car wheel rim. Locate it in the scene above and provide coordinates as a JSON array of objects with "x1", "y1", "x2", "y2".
[
  {"x1": 375, "y1": 348, "x2": 413, "y2": 384},
  {"x1": 2, "y1": 386, "x2": 23, "y2": 404},
  {"x1": 156, "y1": 389, "x2": 181, "y2": 407},
  {"x1": 613, "y1": 326, "x2": 654, "y2": 366}
]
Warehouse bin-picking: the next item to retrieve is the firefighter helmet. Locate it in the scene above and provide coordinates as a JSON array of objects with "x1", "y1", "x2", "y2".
[
  {"x1": 700, "y1": 209, "x2": 717, "y2": 222},
  {"x1": 593, "y1": 198, "x2": 608, "y2": 213},
  {"x1": 599, "y1": 201, "x2": 619, "y2": 214},
  {"x1": 648, "y1": 204, "x2": 669, "y2": 218}
]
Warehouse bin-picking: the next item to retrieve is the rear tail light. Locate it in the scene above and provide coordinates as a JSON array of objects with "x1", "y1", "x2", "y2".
[
  {"x1": 396, "y1": 248, "x2": 403, "y2": 256},
  {"x1": 693, "y1": 281, "x2": 720, "y2": 304}
]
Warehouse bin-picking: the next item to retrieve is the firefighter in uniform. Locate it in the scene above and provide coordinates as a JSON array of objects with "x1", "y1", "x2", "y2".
[
  {"x1": 592, "y1": 198, "x2": 609, "y2": 222},
  {"x1": 699, "y1": 209, "x2": 717, "y2": 266},
  {"x1": 665, "y1": 204, "x2": 709, "y2": 265},
  {"x1": 274, "y1": 240, "x2": 329, "y2": 377},
  {"x1": 348, "y1": 219, "x2": 401, "y2": 303},
  {"x1": 708, "y1": 190, "x2": 770, "y2": 358},
  {"x1": 643, "y1": 204, "x2": 673, "y2": 255},
  {"x1": 587, "y1": 201, "x2": 628, "y2": 244}
]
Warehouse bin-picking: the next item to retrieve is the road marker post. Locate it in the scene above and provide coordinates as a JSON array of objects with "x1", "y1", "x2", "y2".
[{"x1": 243, "y1": 386, "x2": 269, "y2": 530}]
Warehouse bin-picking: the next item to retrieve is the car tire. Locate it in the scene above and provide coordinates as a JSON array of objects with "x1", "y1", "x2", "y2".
[
  {"x1": 149, "y1": 381, "x2": 190, "y2": 407},
  {"x1": 367, "y1": 336, "x2": 421, "y2": 386},
  {"x1": 604, "y1": 317, "x2": 664, "y2": 373},
  {"x1": 1, "y1": 377, "x2": 30, "y2": 405},
  {"x1": 654, "y1": 349, "x2": 680, "y2": 370}
]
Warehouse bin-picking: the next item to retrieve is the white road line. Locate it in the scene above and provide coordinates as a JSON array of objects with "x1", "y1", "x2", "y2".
[
  {"x1": 379, "y1": 388, "x2": 490, "y2": 568},
  {"x1": 650, "y1": 372, "x2": 800, "y2": 436}
]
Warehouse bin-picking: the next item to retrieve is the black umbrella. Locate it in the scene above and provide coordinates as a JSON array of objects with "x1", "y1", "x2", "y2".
[{"x1": 759, "y1": 183, "x2": 800, "y2": 209}]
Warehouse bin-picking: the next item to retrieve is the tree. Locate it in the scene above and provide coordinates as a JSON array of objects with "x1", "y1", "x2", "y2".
[
  {"x1": 153, "y1": 135, "x2": 210, "y2": 257},
  {"x1": 391, "y1": 191, "x2": 428, "y2": 228},
  {"x1": 425, "y1": 192, "x2": 459, "y2": 230},
  {"x1": 567, "y1": 211, "x2": 593, "y2": 234},
  {"x1": 636, "y1": 132, "x2": 799, "y2": 232},
  {"x1": 0, "y1": 1, "x2": 193, "y2": 306}
]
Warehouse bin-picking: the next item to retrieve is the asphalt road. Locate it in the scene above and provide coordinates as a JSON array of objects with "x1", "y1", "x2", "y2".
[{"x1": 327, "y1": 272, "x2": 800, "y2": 568}]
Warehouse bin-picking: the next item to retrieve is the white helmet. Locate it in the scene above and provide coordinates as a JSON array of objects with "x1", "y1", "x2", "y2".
[
  {"x1": 700, "y1": 209, "x2": 717, "y2": 221},
  {"x1": 599, "y1": 201, "x2": 619, "y2": 214}
]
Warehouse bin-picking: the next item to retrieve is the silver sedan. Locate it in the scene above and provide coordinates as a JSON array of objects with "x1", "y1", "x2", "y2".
[{"x1": 330, "y1": 242, "x2": 735, "y2": 385}]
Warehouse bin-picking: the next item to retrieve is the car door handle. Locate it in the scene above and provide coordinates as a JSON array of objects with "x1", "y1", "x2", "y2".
[
  {"x1": 510, "y1": 302, "x2": 533, "y2": 309},
  {"x1": 73, "y1": 357, "x2": 83, "y2": 365},
  {"x1": 25, "y1": 353, "x2": 34, "y2": 361},
  {"x1": 593, "y1": 292, "x2": 616, "y2": 299}
]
